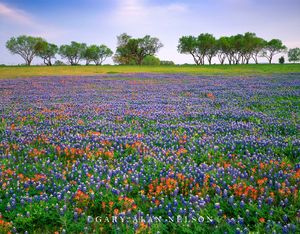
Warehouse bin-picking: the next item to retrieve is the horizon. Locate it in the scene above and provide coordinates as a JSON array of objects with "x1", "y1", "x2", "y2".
[{"x1": 1, "y1": 0, "x2": 299, "y2": 65}]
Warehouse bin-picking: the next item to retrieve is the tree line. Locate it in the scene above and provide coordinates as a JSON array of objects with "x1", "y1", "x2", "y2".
[
  {"x1": 5, "y1": 33, "x2": 300, "y2": 66},
  {"x1": 6, "y1": 36, "x2": 113, "y2": 66},
  {"x1": 178, "y1": 32, "x2": 290, "y2": 65}
]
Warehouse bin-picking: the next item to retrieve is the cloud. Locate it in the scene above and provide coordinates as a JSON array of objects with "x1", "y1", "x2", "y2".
[
  {"x1": 0, "y1": 2, "x2": 66, "y2": 41},
  {"x1": 113, "y1": 0, "x2": 189, "y2": 25},
  {"x1": 0, "y1": 2, "x2": 37, "y2": 27}
]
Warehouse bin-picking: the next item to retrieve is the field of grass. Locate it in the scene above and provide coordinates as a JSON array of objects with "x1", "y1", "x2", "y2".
[{"x1": 1, "y1": 63, "x2": 300, "y2": 79}]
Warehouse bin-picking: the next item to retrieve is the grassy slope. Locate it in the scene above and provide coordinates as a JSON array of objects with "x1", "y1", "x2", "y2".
[{"x1": 0, "y1": 64, "x2": 300, "y2": 79}]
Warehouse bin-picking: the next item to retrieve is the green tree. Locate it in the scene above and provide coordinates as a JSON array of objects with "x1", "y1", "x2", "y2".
[
  {"x1": 59, "y1": 41, "x2": 87, "y2": 65},
  {"x1": 201, "y1": 34, "x2": 217, "y2": 65},
  {"x1": 241, "y1": 32, "x2": 262, "y2": 64},
  {"x1": 82, "y1": 45, "x2": 112, "y2": 65},
  {"x1": 261, "y1": 39, "x2": 287, "y2": 64},
  {"x1": 94, "y1": 45, "x2": 113, "y2": 65},
  {"x1": 83, "y1": 45, "x2": 98, "y2": 65},
  {"x1": 6, "y1": 35, "x2": 45, "y2": 66},
  {"x1": 288, "y1": 48, "x2": 300, "y2": 63},
  {"x1": 178, "y1": 36, "x2": 200, "y2": 65},
  {"x1": 178, "y1": 34, "x2": 217, "y2": 65},
  {"x1": 36, "y1": 41, "x2": 58, "y2": 66},
  {"x1": 217, "y1": 36, "x2": 231, "y2": 64},
  {"x1": 251, "y1": 37, "x2": 266, "y2": 64},
  {"x1": 222, "y1": 36, "x2": 235, "y2": 65},
  {"x1": 194, "y1": 33, "x2": 216, "y2": 65},
  {"x1": 114, "y1": 33, "x2": 163, "y2": 65}
]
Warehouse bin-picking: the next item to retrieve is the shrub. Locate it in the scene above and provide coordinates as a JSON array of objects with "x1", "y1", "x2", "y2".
[
  {"x1": 160, "y1": 60, "x2": 175, "y2": 65},
  {"x1": 141, "y1": 55, "x2": 160, "y2": 65},
  {"x1": 279, "y1": 56, "x2": 285, "y2": 64}
]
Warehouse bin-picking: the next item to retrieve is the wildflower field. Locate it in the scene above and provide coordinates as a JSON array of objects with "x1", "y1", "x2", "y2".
[{"x1": 0, "y1": 73, "x2": 299, "y2": 233}]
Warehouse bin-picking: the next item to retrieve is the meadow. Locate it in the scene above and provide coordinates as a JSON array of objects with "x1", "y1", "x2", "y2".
[
  {"x1": 1, "y1": 64, "x2": 300, "y2": 79},
  {"x1": 0, "y1": 72, "x2": 299, "y2": 233}
]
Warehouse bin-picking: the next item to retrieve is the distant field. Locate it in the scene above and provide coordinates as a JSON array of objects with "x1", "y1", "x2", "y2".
[{"x1": 1, "y1": 64, "x2": 300, "y2": 79}]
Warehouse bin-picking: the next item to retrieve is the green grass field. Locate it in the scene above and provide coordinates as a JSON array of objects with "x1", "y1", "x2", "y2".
[{"x1": 0, "y1": 63, "x2": 300, "y2": 79}]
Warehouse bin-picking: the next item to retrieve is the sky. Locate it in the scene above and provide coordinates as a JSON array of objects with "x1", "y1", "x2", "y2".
[{"x1": 0, "y1": 0, "x2": 299, "y2": 65}]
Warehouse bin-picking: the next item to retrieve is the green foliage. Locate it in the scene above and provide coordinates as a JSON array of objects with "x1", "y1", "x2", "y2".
[
  {"x1": 279, "y1": 56, "x2": 285, "y2": 64},
  {"x1": 6, "y1": 35, "x2": 45, "y2": 66},
  {"x1": 83, "y1": 44, "x2": 113, "y2": 65},
  {"x1": 262, "y1": 39, "x2": 287, "y2": 64},
  {"x1": 197, "y1": 33, "x2": 217, "y2": 65},
  {"x1": 141, "y1": 55, "x2": 160, "y2": 65},
  {"x1": 288, "y1": 48, "x2": 300, "y2": 63},
  {"x1": 178, "y1": 33, "x2": 287, "y2": 65},
  {"x1": 54, "y1": 60, "x2": 66, "y2": 66},
  {"x1": 36, "y1": 41, "x2": 58, "y2": 66},
  {"x1": 59, "y1": 42, "x2": 87, "y2": 65},
  {"x1": 114, "y1": 33, "x2": 163, "y2": 65},
  {"x1": 178, "y1": 36, "x2": 200, "y2": 65}
]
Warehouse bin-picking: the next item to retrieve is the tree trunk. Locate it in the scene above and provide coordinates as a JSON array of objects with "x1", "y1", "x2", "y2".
[
  {"x1": 191, "y1": 54, "x2": 199, "y2": 65},
  {"x1": 208, "y1": 56, "x2": 212, "y2": 65}
]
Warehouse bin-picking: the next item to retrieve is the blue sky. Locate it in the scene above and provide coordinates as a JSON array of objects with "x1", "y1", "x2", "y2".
[{"x1": 0, "y1": 0, "x2": 299, "y2": 65}]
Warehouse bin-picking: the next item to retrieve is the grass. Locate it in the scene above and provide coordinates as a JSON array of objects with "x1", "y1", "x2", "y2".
[{"x1": 0, "y1": 63, "x2": 300, "y2": 79}]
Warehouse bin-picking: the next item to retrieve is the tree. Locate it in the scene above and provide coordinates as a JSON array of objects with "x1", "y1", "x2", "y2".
[
  {"x1": 261, "y1": 39, "x2": 286, "y2": 64},
  {"x1": 83, "y1": 45, "x2": 113, "y2": 65},
  {"x1": 217, "y1": 37, "x2": 231, "y2": 64},
  {"x1": 288, "y1": 48, "x2": 300, "y2": 63},
  {"x1": 36, "y1": 41, "x2": 58, "y2": 66},
  {"x1": 82, "y1": 45, "x2": 97, "y2": 65},
  {"x1": 240, "y1": 32, "x2": 260, "y2": 64},
  {"x1": 141, "y1": 55, "x2": 160, "y2": 65},
  {"x1": 178, "y1": 34, "x2": 217, "y2": 65},
  {"x1": 59, "y1": 41, "x2": 87, "y2": 65},
  {"x1": 94, "y1": 45, "x2": 113, "y2": 65},
  {"x1": 113, "y1": 34, "x2": 137, "y2": 64},
  {"x1": 231, "y1": 34, "x2": 244, "y2": 64},
  {"x1": 6, "y1": 35, "x2": 45, "y2": 66},
  {"x1": 279, "y1": 56, "x2": 285, "y2": 64},
  {"x1": 251, "y1": 37, "x2": 266, "y2": 64},
  {"x1": 200, "y1": 34, "x2": 217, "y2": 65},
  {"x1": 114, "y1": 33, "x2": 163, "y2": 65},
  {"x1": 178, "y1": 36, "x2": 200, "y2": 65},
  {"x1": 218, "y1": 36, "x2": 236, "y2": 65}
]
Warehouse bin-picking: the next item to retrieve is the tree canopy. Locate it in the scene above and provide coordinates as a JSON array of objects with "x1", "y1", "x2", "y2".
[
  {"x1": 6, "y1": 35, "x2": 45, "y2": 66},
  {"x1": 59, "y1": 42, "x2": 87, "y2": 65},
  {"x1": 114, "y1": 33, "x2": 163, "y2": 65},
  {"x1": 178, "y1": 33, "x2": 286, "y2": 65},
  {"x1": 261, "y1": 39, "x2": 287, "y2": 64},
  {"x1": 83, "y1": 45, "x2": 113, "y2": 65},
  {"x1": 36, "y1": 41, "x2": 58, "y2": 66}
]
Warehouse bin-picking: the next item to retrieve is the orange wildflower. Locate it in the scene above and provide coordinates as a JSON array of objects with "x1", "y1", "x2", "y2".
[{"x1": 259, "y1": 218, "x2": 265, "y2": 223}]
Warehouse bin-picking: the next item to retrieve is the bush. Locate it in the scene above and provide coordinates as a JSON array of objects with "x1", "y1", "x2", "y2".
[
  {"x1": 54, "y1": 60, "x2": 66, "y2": 66},
  {"x1": 141, "y1": 55, "x2": 160, "y2": 65},
  {"x1": 160, "y1": 60, "x2": 175, "y2": 65},
  {"x1": 279, "y1": 56, "x2": 285, "y2": 64}
]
